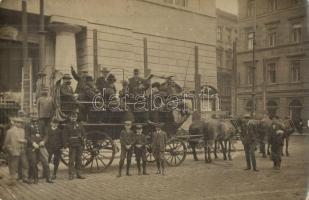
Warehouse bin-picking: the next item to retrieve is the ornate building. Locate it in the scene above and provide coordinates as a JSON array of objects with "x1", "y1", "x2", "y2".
[
  {"x1": 216, "y1": 9, "x2": 238, "y2": 114},
  {"x1": 237, "y1": 0, "x2": 308, "y2": 123},
  {"x1": 0, "y1": 0, "x2": 217, "y2": 113}
]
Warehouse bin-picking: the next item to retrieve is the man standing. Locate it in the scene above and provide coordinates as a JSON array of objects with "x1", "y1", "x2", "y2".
[
  {"x1": 37, "y1": 88, "x2": 53, "y2": 137},
  {"x1": 152, "y1": 123, "x2": 167, "y2": 175},
  {"x1": 60, "y1": 74, "x2": 75, "y2": 115},
  {"x1": 259, "y1": 114, "x2": 272, "y2": 158},
  {"x1": 71, "y1": 66, "x2": 88, "y2": 94},
  {"x1": 118, "y1": 120, "x2": 134, "y2": 177},
  {"x1": 269, "y1": 122, "x2": 286, "y2": 170},
  {"x1": 46, "y1": 119, "x2": 63, "y2": 180},
  {"x1": 26, "y1": 113, "x2": 53, "y2": 183},
  {"x1": 96, "y1": 67, "x2": 110, "y2": 93},
  {"x1": 3, "y1": 117, "x2": 30, "y2": 186},
  {"x1": 63, "y1": 113, "x2": 85, "y2": 180},
  {"x1": 128, "y1": 69, "x2": 150, "y2": 97},
  {"x1": 240, "y1": 114, "x2": 259, "y2": 172},
  {"x1": 134, "y1": 124, "x2": 149, "y2": 175}
]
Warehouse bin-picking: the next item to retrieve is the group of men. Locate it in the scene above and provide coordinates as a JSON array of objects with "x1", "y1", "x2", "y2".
[
  {"x1": 240, "y1": 114, "x2": 292, "y2": 171},
  {"x1": 2, "y1": 87, "x2": 86, "y2": 186}
]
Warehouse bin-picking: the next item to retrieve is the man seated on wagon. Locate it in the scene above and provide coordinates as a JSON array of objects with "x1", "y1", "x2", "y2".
[
  {"x1": 159, "y1": 76, "x2": 182, "y2": 96},
  {"x1": 95, "y1": 67, "x2": 110, "y2": 94},
  {"x1": 60, "y1": 74, "x2": 76, "y2": 115}
]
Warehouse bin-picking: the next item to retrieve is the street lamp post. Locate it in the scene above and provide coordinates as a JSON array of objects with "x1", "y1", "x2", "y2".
[{"x1": 251, "y1": 0, "x2": 257, "y2": 117}]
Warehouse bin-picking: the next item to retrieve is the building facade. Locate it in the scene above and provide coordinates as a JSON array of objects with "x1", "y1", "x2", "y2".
[
  {"x1": 216, "y1": 9, "x2": 238, "y2": 114},
  {"x1": 0, "y1": 0, "x2": 217, "y2": 113},
  {"x1": 237, "y1": 0, "x2": 309, "y2": 123}
]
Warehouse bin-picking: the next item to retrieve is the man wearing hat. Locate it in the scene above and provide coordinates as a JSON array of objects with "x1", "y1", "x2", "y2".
[
  {"x1": 118, "y1": 120, "x2": 135, "y2": 177},
  {"x1": 269, "y1": 121, "x2": 286, "y2": 169},
  {"x1": 60, "y1": 73, "x2": 75, "y2": 115},
  {"x1": 134, "y1": 124, "x2": 149, "y2": 175},
  {"x1": 37, "y1": 87, "x2": 53, "y2": 138},
  {"x1": 96, "y1": 67, "x2": 110, "y2": 93},
  {"x1": 26, "y1": 113, "x2": 53, "y2": 183},
  {"x1": 151, "y1": 122, "x2": 167, "y2": 175},
  {"x1": 128, "y1": 69, "x2": 151, "y2": 97},
  {"x1": 46, "y1": 118, "x2": 63, "y2": 179},
  {"x1": 71, "y1": 66, "x2": 88, "y2": 94},
  {"x1": 63, "y1": 113, "x2": 86, "y2": 180},
  {"x1": 3, "y1": 117, "x2": 30, "y2": 185},
  {"x1": 240, "y1": 114, "x2": 259, "y2": 172},
  {"x1": 35, "y1": 71, "x2": 46, "y2": 100}
]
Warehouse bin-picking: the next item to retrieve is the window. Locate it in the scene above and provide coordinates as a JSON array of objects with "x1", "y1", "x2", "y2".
[
  {"x1": 268, "y1": 0, "x2": 277, "y2": 11},
  {"x1": 267, "y1": 31, "x2": 277, "y2": 47},
  {"x1": 164, "y1": 0, "x2": 187, "y2": 7},
  {"x1": 247, "y1": 66, "x2": 253, "y2": 84},
  {"x1": 217, "y1": 51, "x2": 223, "y2": 67},
  {"x1": 226, "y1": 51, "x2": 232, "y2": 67},
  {"x1": 226, "y1": 28, "x2": 232, "y2": 43},
  {"x1": 217, "y1": 27, "x2": 223, "y2": 41},
  {"x1": 291, "y1": 23, "x2": 302, "y2": 43},
  {"x1": 291, "y1": 61, "x2": 301, "y2": 82},
  {"x1": 268, "y1": 63, "x2": 276, "y2": 83},
  {"x1": 247, "y1": 0, "x2": 255, "y2": 17},
  {"x1": 247, "y1": 32, "x2": 254, "y2": 50}
]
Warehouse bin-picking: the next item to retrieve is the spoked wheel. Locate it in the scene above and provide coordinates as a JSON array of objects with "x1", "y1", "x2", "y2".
[
  {"x1": 164, "y1": 138, "x2": 187, "y2": 167},
  {"x1": 60, "y1": 138, "x2": 92, "y2": 167},
  {"x1": 84, "y1": 132, "x2": 116, "y2": 173},
  {"x1": 145, "y1": 143, "x2": 156, "y2": 163}
]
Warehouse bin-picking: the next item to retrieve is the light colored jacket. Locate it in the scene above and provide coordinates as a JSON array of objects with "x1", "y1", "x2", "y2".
[{"x1": 3, "y1": 126, "x2": 27, "y2": 156}]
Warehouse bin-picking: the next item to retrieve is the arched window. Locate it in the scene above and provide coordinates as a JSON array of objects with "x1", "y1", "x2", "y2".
[
  {"x1": 246, "y1": 99, "x2": 253, "y2": 111},
  {"x1": 267, "y1": 100, "x2": 278, "y2": 117},
  {"x1": 289, "y1": 99, "x2": 303, "y2": 120}
]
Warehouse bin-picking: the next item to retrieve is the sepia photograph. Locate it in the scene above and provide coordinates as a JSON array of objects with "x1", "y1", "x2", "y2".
[{"x1": 0, "y1": 0, "x2": 308, "y2": 199}]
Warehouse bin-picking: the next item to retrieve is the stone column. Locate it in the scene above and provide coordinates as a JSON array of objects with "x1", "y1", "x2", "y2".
[{"x1": 49, "y1": 22, "x2": 81, "y2": 88}]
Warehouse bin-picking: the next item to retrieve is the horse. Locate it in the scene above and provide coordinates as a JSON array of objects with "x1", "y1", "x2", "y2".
[{"x1": 189, "y1": 115, "x2": 235, "y2": 163}]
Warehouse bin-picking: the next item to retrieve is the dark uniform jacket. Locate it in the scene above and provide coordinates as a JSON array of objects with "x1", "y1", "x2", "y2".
[
  {"x1": 134, "y1": 133, "x2": 147, "y2": 147},
  {"x1": 63, "y1": 123, "x2": 84, "y2": 147},
  {"x1": 46, "y1": 126, "x2": 63, "y2": 151},
  {"x1": 25, "y1": 121, "x2": 48, "y2": 147},
  {"x1": 71, "y1": 68, "x2": 86, "y2": 94},
  {"x1": 119, "y1": 129, "x2": 135, "y2": 149},
  {"x1": 152, "y1": 130, "x2": 167, "y2": 152},
  {"x1": 269, "y1": 123, "x2": 286, "y2": 149},
  {"x1": 242, "y1": 119, "x2": 259, "y2": 145},
  {"x1": 128, "y1": 77, "x2": 150, "y2": 96},
  {"x1": 96, "y1": 76, "x2": 107, "y2": 93}
]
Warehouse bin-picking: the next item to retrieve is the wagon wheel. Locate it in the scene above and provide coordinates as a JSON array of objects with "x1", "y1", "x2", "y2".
[
  {"x1": 164, "y1": 138, "x2": 187, "y2": 167},
  {"x1": 84, "y1": 131, "x2": 116, "y2": 172},
  {"x1": 145, "y1": 143, "x2": 156, "y2": 163},
  {"x1": 60, "y1": 138, "x2": 92, "y2": 167}
]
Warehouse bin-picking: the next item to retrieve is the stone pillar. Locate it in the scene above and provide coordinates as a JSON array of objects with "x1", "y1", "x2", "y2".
[{"x1": 49, "y1": 22, "x2": 81, "y2": 88}]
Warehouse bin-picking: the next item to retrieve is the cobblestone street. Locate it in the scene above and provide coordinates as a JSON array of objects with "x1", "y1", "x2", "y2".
[{"x1": 0, "y1": 134, "x2": 307, "y2": 200}]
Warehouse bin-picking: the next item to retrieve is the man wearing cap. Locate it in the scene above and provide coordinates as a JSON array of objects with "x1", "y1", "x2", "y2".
[
  {"x1": 60, "y1": 74, "x2": 75, "y2": 115},
  {"x1": 134, "y1": 124, "x2": 149, "y2": 175},
  {"x1": 26, "y1": 113, "x2": 53, "y2": 183},
  {"x1": 118, "y1": 120, "x2": 135, "y2": 177},
  {"x1": 96, "y1": 67, "x2": 110, "y2": 93},
  {"x1": 3, "y1": 117, "x2": 30, "y2": 185},
  {"x1": 37, "y1": 87, "x2": 53, "y2": 138},
  {"x1": 240, "y1": 114, "x2": 259, "y2": 172},
  {"x1": 46, "y1": 119, "x2": 63, "y2": 179},
  {"x1": 63, "y1": 113, "x2": 85, "y2": 180},
  {"x1": 152, "y1": 123, "x2": 167, "y2": 175}
]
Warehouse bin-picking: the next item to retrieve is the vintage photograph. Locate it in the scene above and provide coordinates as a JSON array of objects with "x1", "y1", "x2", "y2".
[{"x1": 0, "y1": 0, "x2": 308, "y2": 199}]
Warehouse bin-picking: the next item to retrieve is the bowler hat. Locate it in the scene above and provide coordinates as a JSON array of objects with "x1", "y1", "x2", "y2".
[{"x1": 100, "y1": 67, "x2": 109, "y2": 73}]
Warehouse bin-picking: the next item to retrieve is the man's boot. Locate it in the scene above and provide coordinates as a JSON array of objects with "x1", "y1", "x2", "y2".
[
  {"x1": 156, "y1": 160, "x2": 161, "y2": 174},
  {"x1": 161, "y1": 160, "x2": 165, "y2": 175},
  {"x1": 76, "y1": 171, "x2": 86, "y2": 179},
  {"x1": 126, "y1": 160, "x2": 132, "y2": 176},
  {"x1": 142, "y1": 162, "x2": 149, "y2": 175}
]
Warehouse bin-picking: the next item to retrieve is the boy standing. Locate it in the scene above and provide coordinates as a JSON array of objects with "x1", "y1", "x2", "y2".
[
  {"x1": 152, "y1": 123, "x2": 167, "y2": 175},
  {"x1": 269, "y1": 122, "x2": 286, "y2": 169},
  {"x1": 63, "y1": 113, "x2": 86, "y2": 180},
  {"x1": 3, "y1": 117, "x2": 30, "y2": 185},
  {"x1": 134, "y1": 124, "x2": 149, "y2": 175},
  {"x1": 118, "y1": 120, "x2": 134, "y2": 177},
  {"x1": 46, "y1": 119, "x2": 63, "y2": 179}
]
